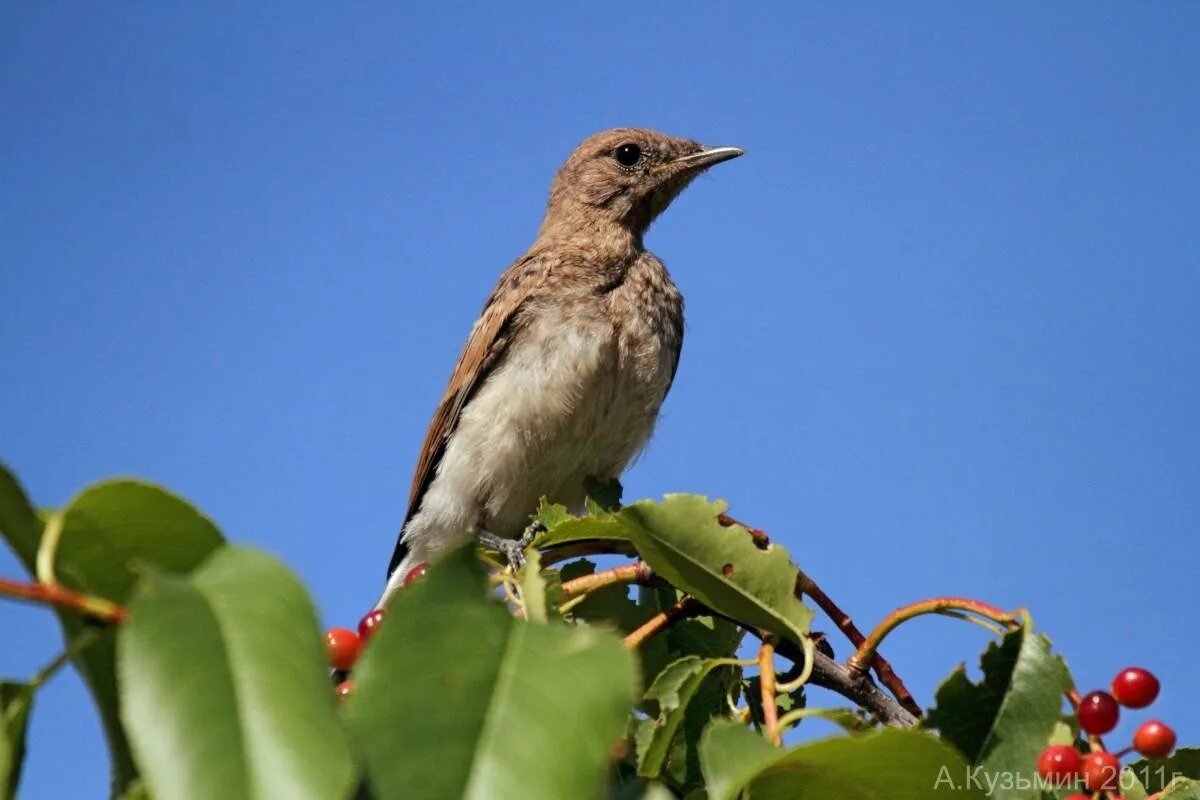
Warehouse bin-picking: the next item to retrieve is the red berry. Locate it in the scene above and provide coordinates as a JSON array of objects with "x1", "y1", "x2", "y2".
[
  {"x1": 1082, "y1": 751, "x2": 1121, "y2": 791},
  {"x1": 335, "y1": 679, "x2": 353, "y2": 700},
  {"x1": 1111, "y1": 667, "x2": 1160, "y2": 709},
  {"x1": 1133, "y1": 720, "x2": 1176, "y2": 759},
  {"x1": 324, "y1": 627, "x2": 361, "y2": 671},
  {"x1": 1063, "y1": 795, "x2": 1091, "y2": 800},
  {"x1": 1036, "y1": 744, "x2": 1082, "y2": 784},
  {"x1": 1077, "y1": 690, "x2": 1120, "y2": 735},
  {"x1": 403, "y1": 561, "x2": 429, "y2": 587},
  {"x1": 358, "y1": 609, "x2": 386, "y2": 642}
]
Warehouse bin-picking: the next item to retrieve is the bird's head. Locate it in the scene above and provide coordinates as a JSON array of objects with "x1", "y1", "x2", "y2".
[{"x1": 540, "y1": 128, "x2": 743, "y2": 239}]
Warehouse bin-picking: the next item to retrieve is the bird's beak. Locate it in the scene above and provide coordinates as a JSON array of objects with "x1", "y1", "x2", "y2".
[{"x1": 654, "y1": 146, "x2": 745, "y2": 175}]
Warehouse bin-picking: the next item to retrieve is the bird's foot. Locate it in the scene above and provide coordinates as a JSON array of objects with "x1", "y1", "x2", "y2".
[{"x1": 478, "y1": 521, "x2": 547, "y2": 571}]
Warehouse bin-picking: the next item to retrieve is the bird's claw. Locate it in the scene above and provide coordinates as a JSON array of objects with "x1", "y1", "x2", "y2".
[{"x1": 479, "y1": 520, "x2": 546, "y2": 570}]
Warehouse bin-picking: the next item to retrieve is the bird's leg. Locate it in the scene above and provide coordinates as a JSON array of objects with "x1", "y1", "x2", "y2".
[{"x1": 477, "y1": 520, "x2": 547, "y2": 570}]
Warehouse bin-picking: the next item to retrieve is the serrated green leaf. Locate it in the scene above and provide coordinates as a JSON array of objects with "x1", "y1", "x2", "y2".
[
  {"x1": 534, "y1": 511, "x2": 637, "y2": 550},
  {"x1": 1127, "y1": 749, "x2": 1200, "y2": 793},
  {"x1": 622, "y1": 495, "x2": 812, "y2": 644},
  {"x1": 584, "y1": 476, "x2": 623, "y2": 515},
  {"x1": 349, "y1": 545, "x2": 638, "y2": 800},
  {"x1": 1161, "y1": 778, "x2": 1200, "y2": 800},
  {"x1": 532, "y1": 499, "x2": 573, "y2": 530},
  {"x1": 0, "y1": 682, "x2": 34, "y2": 800},
  {"x1": 118, "y1": 547, "x2": 355, "y2": 800},
  {"x1": 635, "y1": 656, "x2": 738, "y2": 780},
  {"x1": 700, "y1": 720, "x2": 986, "y2": 800},
  {"x1": 924, "y1": 625, "x2": 1073, "y2": 800}
]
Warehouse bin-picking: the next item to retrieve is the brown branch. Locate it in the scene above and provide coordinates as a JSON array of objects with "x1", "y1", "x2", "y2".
[
  {"x1": 795, "y1": 567, "x2": 921, "y2": 718},
  {"x1": 0, "y1": 577, "x2": 125, "y2": 623},
  {"x1": 758, "y1": 639, "x2": 782, "y2": 745},
  {"x1": 765, "y1": 634, "x2": 917, "y2": 727},
  {"x1": 809, "y1": 648, "x2": 919, "y2": 728},
  {"x1": 623, "y1": 596, "x2": 703, "y2": 649},
  {"x1": 560, "y1": 561, "x2": 656, "y2": 598}
]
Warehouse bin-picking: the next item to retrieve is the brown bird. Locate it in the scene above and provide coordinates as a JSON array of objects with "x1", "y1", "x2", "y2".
[{"x1": 379, "y1": 128, "x2": 742, "y2": 606}]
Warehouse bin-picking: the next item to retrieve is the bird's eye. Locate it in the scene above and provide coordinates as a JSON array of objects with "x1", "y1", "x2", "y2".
[{"x1": 614, "y1": 143, "x2": 642, "y2": 167}]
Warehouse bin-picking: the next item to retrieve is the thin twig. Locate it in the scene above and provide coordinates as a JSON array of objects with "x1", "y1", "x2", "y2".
[
  {"x1": 30, "y1": 628, "x2": 103, "y2": 689},
  {"x1": 560, "y1": 561, "x2": 656, "y2": 598},
  {"x1": 623, "y1": 596, "x2": 703, "y2": 649},
  {"x1": 846, "y1": 597, "x2": 1023, "y2": 679}
]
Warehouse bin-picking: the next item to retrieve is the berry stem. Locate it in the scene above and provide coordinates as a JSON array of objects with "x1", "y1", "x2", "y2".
[
  {"x1": 0, "y1": 576, "x2": 124, "y2": 623},
  {"x1": 846, "y1": 597, "x2": 1023, "y2": 678}
]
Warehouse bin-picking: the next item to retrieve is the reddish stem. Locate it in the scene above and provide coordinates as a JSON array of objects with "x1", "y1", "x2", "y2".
[
  {"x1": 847, "y1": 597, "x2": 1022, "y2": 678},
  {"x1": 758, "y1": 639, "x2": 781, "y2": 745},
  {"x1": 0, "y1": 577, "x2": 125, "y2": 623}
]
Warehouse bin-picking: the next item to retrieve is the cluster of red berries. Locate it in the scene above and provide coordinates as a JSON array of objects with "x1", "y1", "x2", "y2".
[
  {"x1": 1037, "y1": 667, "x2": 1176, "y2": 797},
  {"x1": 322, "y1": 562, "x2": 429, "y2": 699}
]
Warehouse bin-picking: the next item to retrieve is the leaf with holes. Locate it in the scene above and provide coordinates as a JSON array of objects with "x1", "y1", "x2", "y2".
[{"x1": 622, "y1": 495, "x2": 811, "y2": 644}]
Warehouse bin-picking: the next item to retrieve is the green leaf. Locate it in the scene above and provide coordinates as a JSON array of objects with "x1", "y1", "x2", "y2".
[
  {"x1": 534, "y1": 508, "x2": 637, "y2": 550},
  {"x1": 635, "y1": 656, "x2": 738, "y2": 779},
  {"x1": 51, "y1": 479, "x2": 225, "y2": 604},
  {"x1": 1161, "y1": 779, "x2": 1200, "y2": 800},
  {"x1": 1, "y1": 469, "x2": 225, "y2": 796},
  {"x1": 1126, "y1": 749, "x2": 1200, "y2": 793},
  {"x1": 532, "y1": 499, "x2": 573, "y2": 531},
  {"x1": 623, "y1": 495, "x2": 812, "y2": 644},
  {"x1": 924, "y1": 624, "x2": 1073, "y2": 800},
  {"x1": 518, "y1": 548, "x2": 549, "y2": 622},
  {"x1": 348, "y1": 545, "x2": 638, "y2": 800},
  {"x1": 0, "y1": 464, "x2": 41, "y2": 566},
  {"x1": 118, "y1": 547, "x2": 355, "y2": 800},
  {"x1": 700, "y1": 720, "x2": 986, "y2": 800},
  {"x1": 0, "y1": 682, "x2": 34, "y2": 800},
  {"x1": 583, "y1": 476, "x2": 623, "y2": 515},
  {"x1": 114, "y1": 780, "x2": 153, "y2": 800}
]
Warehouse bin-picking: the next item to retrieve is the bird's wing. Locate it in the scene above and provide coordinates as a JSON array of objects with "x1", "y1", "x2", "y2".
[{"x1": 388, "y1": 251, "x2": 548, "y2": 576}]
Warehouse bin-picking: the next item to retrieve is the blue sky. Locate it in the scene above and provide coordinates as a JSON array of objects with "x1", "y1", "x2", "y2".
[{"x1": 2, "y1": 3, "x2": 1197, "y2": 795}]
